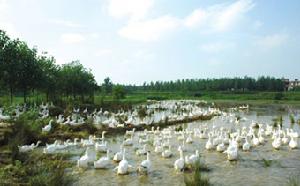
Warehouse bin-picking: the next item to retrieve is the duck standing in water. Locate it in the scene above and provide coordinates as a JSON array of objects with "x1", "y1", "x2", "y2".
[
  {"x1": 94, "y1": 150, "x2": 111, "y2": 169},
  {"x1": 242, "y1": 137, "x2": 251, "y2": 151},
  {"x1": 289, "y1": 136, "x2": 298, "y2": 149},
  {"x1": 174, "y1": 149, "x2": 185, "y2": 171},
  {"x1": 137, "y1": 152, "x2": 152, "y2": 174},
  {"x1": 114, "y1": 149, "x2": 133, "y2": 175},
  {"x1": 113, "y1": 145, "x2": 123, "y2": 162},
  {"x1": 223, "y1": 140, "x2": 238, "y2": 161}
]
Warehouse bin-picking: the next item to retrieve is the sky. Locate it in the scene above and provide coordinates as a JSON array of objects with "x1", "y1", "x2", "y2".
[{"x1": 0, "y1": 0, "x2": 300, "y2": 85}]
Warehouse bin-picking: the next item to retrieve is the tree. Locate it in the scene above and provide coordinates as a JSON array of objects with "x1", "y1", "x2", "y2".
[
  {"x1": 112, "y1": 85, "x2": 126, "y2": 100},
  {"x1": 102, "y1": 77, "x2": 113, "y2": 94},
  {"x1": 37, "y1": 54, "x2": 59, "y2": 101},
  {"x1": 1, "y1": 39, "x2": 20, "y2": 103},
  {"x1": 16, "y1": 42, "x2": 39, "y2": 102}
]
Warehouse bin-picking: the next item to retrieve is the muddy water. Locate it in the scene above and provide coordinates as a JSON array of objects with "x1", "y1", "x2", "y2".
[{"x1": 63, "y1": 106, "x2": 299, "y2": 186}]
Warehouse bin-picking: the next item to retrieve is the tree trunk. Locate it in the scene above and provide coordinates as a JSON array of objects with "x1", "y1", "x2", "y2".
[
  {"x1": 46, "y1": 91, "x2": 49, "y2": 102},
  {"x1": 23, "y1": 90, "x2": 27, "y2": 103},
  {"x1": 10, "y1": 87, "x2": 13, "y2": 104},
  {"x1": 81, "y1": 94, "x2": 84, "y2": 102}
]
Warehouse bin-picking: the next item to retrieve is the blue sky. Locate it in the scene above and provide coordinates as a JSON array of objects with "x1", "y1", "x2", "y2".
[{"x1": 0, "y1": 0, "x2": 299, "y2": 85}]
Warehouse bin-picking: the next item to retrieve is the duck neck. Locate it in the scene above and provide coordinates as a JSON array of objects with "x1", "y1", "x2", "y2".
[
  {"x1": 180, "y1": 150, "x2": 183, "y2": 159},
  {"x1": 122, "y1": 149, "x2": 126, "y2": 160}
]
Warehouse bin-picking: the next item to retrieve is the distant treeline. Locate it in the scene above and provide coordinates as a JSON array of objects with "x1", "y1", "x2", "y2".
[
  {"x1": 0, "y1": 29, "x2": 288, "y2": 105},
  {"x1": 0, "y1": 30, "x2": 97, "y2": 103},
  {"x1": 125, "y1": 77, "x2": 285, "y2": 92}
]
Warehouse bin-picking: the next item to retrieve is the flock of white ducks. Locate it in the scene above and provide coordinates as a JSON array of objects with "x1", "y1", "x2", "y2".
[
  {"x1": 66, "y1": 117, "x2": 299, "y2": 175},
  {"x1": 11, "y1": 101, "x2": 299, "y2": 176},
  {"x1": 38, "y1": 100, "x2": 222, "y2": 131}
]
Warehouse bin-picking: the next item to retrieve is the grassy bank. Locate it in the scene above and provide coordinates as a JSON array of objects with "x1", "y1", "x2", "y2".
[
  {"x1": 94, "y1": 91, "x2": 300, "y2": 106},
  {"x1": 2, "y1": 91, "x2": 300, "y2": 108}
]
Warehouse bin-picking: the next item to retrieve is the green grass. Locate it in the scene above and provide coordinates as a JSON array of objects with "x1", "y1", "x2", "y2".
[
  {"x1": 2, "y1": 91, "x2": 300, "y2": 108},
  {"x1": 98, "y1": 91, "x2": 300, "y2": 105},
  {"x1": 0, "y1": 153, "x2": 74, "y2": 186},
  {"x1": 262, "y1": 159, "x2": 274, "y2": 167},
  {"x1": 290, "y1": 115, "x2": 295, "y2": 124},
  {"x1": 287, "y1": 176, "x2": 300, "y2": 186},
  {"x1": 184, "y1": 160, "x2": 211, "y2": 186}
]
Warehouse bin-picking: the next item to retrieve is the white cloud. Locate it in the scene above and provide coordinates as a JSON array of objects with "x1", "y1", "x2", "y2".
[
  {"x1": 214, "y1": 0, "x2": 254, "y2": 32},
  {"x1": 112, "y1": 0, "x2": 255, "y2": 42},
  {"x1": 49, "y1": 19, "x2": 84, "y2": 28},
  {"x1": 0, "y1": 0, "x2": 8, "y2": 12},
  {"x1": 184, "y1": 0, "x2": 255, "y2": 32},
  {"x1": 107, "y1": 0, "x2": 154, "y2": 21},
  {"x1": 256, "y1": 33, "x2": 288, "y2": 49},
  {"x1": 95, "y1": 49, "x2": 112, "y2": 57},
  {"x1": 0, "y1": 0, "x2": 19, "y2": 38},
  {"x1": 61, "y1": 33, "x2": 86, "y2": 44},
  {"x1": 200, "y1": 42, "x2": 235, "y2": 53},
  {"x1": 206, "y1": 58, "x2": 222, "y2": 66},
  {"x1": 184, "y1": 9, "x2": 206, "y2": 28},
  {"x1": 253, "y1": 20, "x2": 263, "y2": 30},
  {"x1": 90, "y1": 33, "x2": 100, "y2": 39},
  {"x1": 118, "y1": 15, "x2": 180, "y2": 42}
]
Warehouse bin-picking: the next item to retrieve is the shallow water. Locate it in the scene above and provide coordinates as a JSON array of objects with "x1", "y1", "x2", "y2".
[{"x1": 50, "y1": 105, "x2": 300, "y2": 186}]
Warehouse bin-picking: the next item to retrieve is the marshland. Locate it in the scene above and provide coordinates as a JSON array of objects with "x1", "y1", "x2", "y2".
[{"x1": 1, "y1": 0, "x2": 300, "y2": 186}]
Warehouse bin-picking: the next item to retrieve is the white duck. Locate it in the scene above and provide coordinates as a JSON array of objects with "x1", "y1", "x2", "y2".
[
  {"x1": 125, "y1": 128, "x2": 136, "y2": 136},
  {"x1": 216, "y1": 142, "x2": 226, "y2": 152},
  {"x1": 77, "y1": 147, "x2": 95, "y2": 168},
  {"x1": 123, "y1": 134, "x2": 134, "y2": 146},
  {"x1": 258, "y1": 133, "x2": 265, "y2": 144},
  {"x1": 138, "y1": 152, "x2": 152, "y2": 174},
  {"x1": 42, "y1": 119, "x2": 53, "y2": 132},
  {"x1": 289, "y1": 136, "x2": 298, "y2": 149},
  {"x1": 186, "y1": 150, "x2": 200, "y2": 166},
  {"x1": 94, "y1": 150, "x2": 110, "y2": 169},
  {"x1": 95, "y1": 141, "x2": 108, "y2": 153},
  {"x1": 186, "y1": 133, "x2": 193, "y2": 144},
  {"x1": 63, "y1": 116, "x2": 71, "y2": 125},
  {"x1": 205, "y1": 134, "x2": 214, "y2": 150},
  {"x1": 272, "y1": 135, "x2": 281, "y2": 150},
  {"x1": 177, "y1": 141, "x2": 187, "y2": 152},
  {"x1": 114, "y1": 149, "x2": 133, "y2": 175},
  {"x1": 18, "y1": 141, "x2": 41, "y2": 153},
  {"x1": 113, "y1": 145, "x2": 123, "y2": 162},
  {"x1": 252, "y1": 134, "x2": 260, "y2": 146},
  {"x1": 174, "y1": 149, "x2": 185, "y2": 171},
  {"x1": 136, "y1": 144, "x2": 147, "y2": 156},
  {"x1": 223, "y1": 140, "x2": 238, "y2": 161},
  {"x1": 43, "y1": 140, "x2": 59, "y2": 153},
  {"x1": 154, "y1": 144, "x2": 164, "y2": 154},
  {"x1": 242, "y1": 137, "x2": 251, "y2": 151},
  {"x1": 56, "y1": 115, "x2": 64, "y2": 124},
  {"x1": 162, "y1": 145, "x2": 173, "y2": 158},
  {"x1": 282, "y1": 132, "x2": 289, "y2": 145}
]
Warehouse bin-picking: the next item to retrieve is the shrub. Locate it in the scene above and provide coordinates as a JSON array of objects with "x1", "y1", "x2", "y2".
[
  {"x1": 274, "y1": 92, "x2": 284, "y2": 100},
  {"x1": 194, "y1": 92, "x2": 202, "y2": 97},
  {"x1": 137, "y1": 106, "x2": 147, "y2": 118},
  {"x1": 184, "y1": 160, "x2": 211, "y2": 186},
  {"x1": 0, "y1": 154, "x2": 75, "y2": 186},
  {"x1": 49, "y1": 106, "x2": 64, "y2": 116},
  {"x1": 146, "y1": 96, "x2": 166, "y2": 101},
  {"x1": 287, "y1": 176, "x2": 300, "y2": 186},
  {"x1": 290, "y1": 115, "x2": 295, "y2": 124}
]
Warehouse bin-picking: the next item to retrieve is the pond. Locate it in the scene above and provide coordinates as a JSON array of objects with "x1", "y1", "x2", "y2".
[{"x1": 40, "y1": 104, "x2": 300, "y2": 186}]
